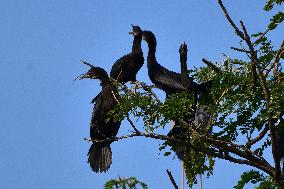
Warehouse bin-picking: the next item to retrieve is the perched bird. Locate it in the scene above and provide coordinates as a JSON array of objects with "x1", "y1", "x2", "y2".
[
  {"x1": 142, "y1": 31, "x2": 211, "y2": 160},
  {"x1": 169, "y1": 43, "x2": 197, "y2": 160},
  {"x1": 142, "y1": 31, "x2": 195, "y2": 159},
  {"x1": 91, "y1": 25, "x2": 144, "y2": 103},
  {"x1": 142, "y1": 30, "x2": 197, "y2": 98},
  {"x1": 110, "y1": 25, "x2": 144, "y2": 83},
  {"x1": 78, "y1": 63, "x2": 121, "y2": 173}
]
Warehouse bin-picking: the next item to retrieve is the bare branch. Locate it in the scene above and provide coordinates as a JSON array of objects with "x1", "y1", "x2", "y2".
[
  {"x1": 84, "y1": 127, "x2": 274, "y2": 177},
  {"x1": 126, "y1": 116, "x2": 140, "y2": 133},
  {"x1": 166, "y1": 170, "x2": 179, "y2": 189},
  {"x1": 201, "y1": 58, "x2": 222, "y2": 74},
  {"x1": 255, "y1": 64, "x2": 281, "y2": 178},
  {"x1": 217, "y1": 0, "x2": 245, "y2": 40},
  {"x1": 231, "y1": 47, "x2": 250, "y2": 53},
  {"x1": 240, "y1": 20, "x2": 250, "y2": 40},
  {"x1": 247, "y1": 124, "x2": 269, "y2": 147},
  {"x1": 253, "y1": 28, "x2": 270, "y2": 45}
]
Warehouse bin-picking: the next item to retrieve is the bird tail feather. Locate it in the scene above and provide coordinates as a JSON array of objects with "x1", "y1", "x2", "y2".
[{"x1": 87, "y1": 144, "x2": 112, "y2": 173}]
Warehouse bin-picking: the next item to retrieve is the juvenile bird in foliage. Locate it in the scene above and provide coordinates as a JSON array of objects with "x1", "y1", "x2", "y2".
[{"x1": 78, "y1": 62, "x2": 121, "y2": 173}]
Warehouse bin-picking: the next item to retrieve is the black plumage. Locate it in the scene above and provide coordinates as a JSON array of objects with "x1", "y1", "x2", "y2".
[
  {"x1": 143, "y1": 31, "x2": 212, "y2": 160},
  {"x1": 143, "y1": 31, "x2": 196, "y2": 159},
  {"x1": 142, "y1": 31, "x2": 197, "y2": 98},
  {"x1": 91, "y1": 25, "x2": 144, "y2": 104},
  {"x1": 110, "y1": 25, "x2": 144, "y2": 83},
  {"x1": 79, "y1": 64, "x2": 121, "y2": 173}
]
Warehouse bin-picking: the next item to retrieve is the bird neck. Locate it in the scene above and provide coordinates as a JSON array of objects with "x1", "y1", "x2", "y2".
[
  {"x1": 100, "y1": 77, "x2": 112, "y2": 91},
  {"x1": 147, "y1": 42, "x2": 157, "y2": 63},
  {"x1": 132, "y1": 35, "x2": 142, "y2": 54}
]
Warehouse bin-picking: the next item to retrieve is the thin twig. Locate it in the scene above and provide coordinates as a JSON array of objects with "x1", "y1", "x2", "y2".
[
  {"x1": 247, "y1": 124, "x2": 269, "y2": 147},
  {"x1": 139, "y1": 82, "x2": 161, "y2": 103},
  {"x1": 265, "y1": 40, "x2": 284, "y2": 77},
  {"x1": 126, "y1": 116, "x2": 140, "y2": 133},
  {"x1": 217, "y1": 0, "x2": 245, "y2": 40},
  {"x1": 166, "y1": 170, "x2": 179, "y2": 189},
  {"x1": 215, "y1": 88, "x2": 229, "y2": 106},
  {"x1": 253, "y1": 29, "x2": 270, "y2": 45},
  {"x1": 231, "y1": 46, "x2": 250, "y2": 53}
]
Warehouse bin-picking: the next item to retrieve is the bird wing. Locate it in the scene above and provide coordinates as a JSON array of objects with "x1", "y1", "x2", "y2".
[
  {"x1": 90, "y1": 94, "x2": 104, "y2": 126},
  {"x1": 91, "y1": 91, "x2": 102, "y2": 104},
  {"x1": 110, "y1": 54, "x2": 131, "y2": 80},
  {"x1": 152, "y1": 64, "x2": 187, "y2": 91}
]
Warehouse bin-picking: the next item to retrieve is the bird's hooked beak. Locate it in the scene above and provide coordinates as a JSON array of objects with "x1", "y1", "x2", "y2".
[
  {"x1": 73, "y1": 60, "x2": 97, "y2": 82},
  {"x1": 73, "y1": 72, "x2": 96, "y2": 82},
  {"x1": 129, "y1": 24, "x2": 138, "y2": 35}
]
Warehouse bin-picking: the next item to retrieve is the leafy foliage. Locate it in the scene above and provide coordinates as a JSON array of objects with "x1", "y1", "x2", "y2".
[
  {"x1": 264, "y1": 0, "x2": 284, "y2": 11},
  {"x1": 103, "y1": 0, "x2": 284, "y2": 188},
  {"x1": 234, "y1": 170, "x2": 266, "y2": 189},
  {"x1": 104, "y1": 177, "x2": 148, "y2": 189},
  {"x1": 234, "y1": 170, "x2": 281, "y2": 189}
]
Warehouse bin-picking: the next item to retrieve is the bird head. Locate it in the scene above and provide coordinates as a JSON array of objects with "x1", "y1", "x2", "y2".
[
  {"x1": 75, "y1": 61, "x2": 108, "y2": 81},
  {"x1": 129, "y1": 24, "x2": 142, "y2": 36},
  {"x1": 142, "y1": 30, "x2": 156, "y2": 45}
]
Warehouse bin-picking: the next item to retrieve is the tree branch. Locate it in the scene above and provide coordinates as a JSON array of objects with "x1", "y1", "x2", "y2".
[
  {"x1": 247, "y1": 124, "x2": 269, "y2": 147},
  {"x1": 166, "y1": 170, "x2": 179, "y2": 189},
  {"x1": 231, "y1": 46, "x2": 250, "y2": 53},
  {"x1": 126, "y1": 117, "x2": 140, "y2": 133},
  {"x1": 217, "y1": 1, "x2": 280, "y2": 178},
  {"x1": 217, "y1": 0, "x2": 245, "y2": 40},
  {"x1": 201, "y1": 58, "x2": 222, "y2": 74},
  {"x1": 266, "y1": 40, "x2": 284, "y2": 78},
  {"x1": 253, "y1": 28, "x2": 270, "y2": 45},
  {"x1": 84, "y1": 128, "x2": 274, "y2": 177}
]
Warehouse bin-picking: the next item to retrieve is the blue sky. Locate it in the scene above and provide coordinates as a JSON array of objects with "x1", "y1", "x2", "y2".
[{"x1": 1, "y1": 0, "x2": 283, "y2": 188}]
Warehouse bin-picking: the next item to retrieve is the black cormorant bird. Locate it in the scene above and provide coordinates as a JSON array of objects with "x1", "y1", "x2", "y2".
[
  {"x1": 143, "y1": 32, "x2": 211, "y2": 160},
  {"x1": 91, "y1": 25, "x2": 144, "y2": 104},
  {"x1": 142, "y1": 31, "x2": 196, "y2": 159},
  {"x1": 110, "y1": 25, "x2": 144, "y2": 83},
  {"x1": 79, "y1": 63, "x2": 121, "y2": 173},
  {"x1": 142, "y1": 30, "x2": 197, "y2": 98}
]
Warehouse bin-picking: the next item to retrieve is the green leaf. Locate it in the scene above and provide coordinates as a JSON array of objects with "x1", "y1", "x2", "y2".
[
  {"x1": 164, "y1": 151, "x2": 171, "y2": 156},
  {"x1": 234, "y1": 170, "x2": 265, "y2": 189},
  {"x1": 268, "y1": 12, "x2": 284, "y2": 30}
]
